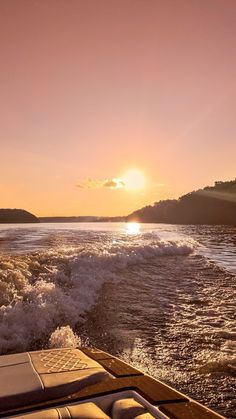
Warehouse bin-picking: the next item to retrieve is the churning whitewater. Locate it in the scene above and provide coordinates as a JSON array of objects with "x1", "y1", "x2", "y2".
[{"x1": 0, "y1": 222, "x2": 235, "y2": 418}]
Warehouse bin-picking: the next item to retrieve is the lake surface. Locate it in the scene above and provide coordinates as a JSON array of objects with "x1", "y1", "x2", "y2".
[{"x1": 0, "y1": 222, "x2": 235, "y2": 417}]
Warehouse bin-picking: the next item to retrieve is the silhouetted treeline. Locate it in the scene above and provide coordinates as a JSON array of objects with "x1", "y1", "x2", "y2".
[
  {"x1": 40, "y1": 216, "x2": 101, "y2": 223},
  {"x1": 127, "y1": 179, "x2": 236, "y2": 225},
  {"x1": 0, "y1": 209, "x2": 39, "y2": 223},
  {"x1": 40, "y1": 216, "x2": 125, "y2": 223}
]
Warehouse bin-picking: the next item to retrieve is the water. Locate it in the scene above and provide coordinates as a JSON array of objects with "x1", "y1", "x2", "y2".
[{"x1": 0, "y1": 222, "x2": 235, "y2": 418}]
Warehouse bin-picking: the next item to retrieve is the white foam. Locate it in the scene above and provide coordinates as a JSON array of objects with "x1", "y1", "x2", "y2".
[
  {"x1": 49, "y1": 326, "x2": 81, "y2": 348},
  {"x1": 0, "y1": 235, "x2": 195, "y2": 353}
]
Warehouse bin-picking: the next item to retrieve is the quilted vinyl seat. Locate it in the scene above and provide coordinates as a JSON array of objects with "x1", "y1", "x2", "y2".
[
  {"x1": 9, "y1": 399, "x2": 155, "y2": 418},
  {"x1": 112, "y1": 398, "x2": 154, "y2": 419},
  {"x1": 0, "y1": 348, "x2": 110, "y2": 411},
  {"x1": 9, "y1": 403, "x2": 110, "y2": 418}
]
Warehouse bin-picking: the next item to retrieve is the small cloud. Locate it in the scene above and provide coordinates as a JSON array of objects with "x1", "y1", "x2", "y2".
[
  {"x1": 76, "y1": 177, "x2": 125, "y2": 190},
  {"x1": 103, "y1": 178, "x2": 125, "y2": 189}
]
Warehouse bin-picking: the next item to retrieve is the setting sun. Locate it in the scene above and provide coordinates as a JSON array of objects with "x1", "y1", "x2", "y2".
[{"x1": 121, "y1": 169, "x2": 146, "y2": 191}]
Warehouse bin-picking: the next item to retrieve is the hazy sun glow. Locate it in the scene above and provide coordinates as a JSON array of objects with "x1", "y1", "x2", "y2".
[
  {"x1": 125, "y1": 222, "x2": 140, "y2": 235},
  {"x1": 121, "y1": 169, "x2": 146, "y2": 191}
]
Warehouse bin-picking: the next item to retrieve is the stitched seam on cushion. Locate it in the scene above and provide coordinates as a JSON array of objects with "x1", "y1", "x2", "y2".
[
  {"x1": 0, "y1": 361, "x2": 29, "y2": 369},
  {"x1": 65, "y1": 406, "x2": 72, "y2": 418},
  {"x1": 40, "y1": 366, "x2": 106, "y2": 374},
  {"x1": 28, "y1": 352, "x2": 44, "y2": 389},
  {"x1": 56, "y1": 407, "x2": 62, "y2": 419}
]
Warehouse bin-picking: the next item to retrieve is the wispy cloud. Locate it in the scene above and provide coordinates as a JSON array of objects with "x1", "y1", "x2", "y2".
[
  {"x1": 76, "y1": 179, "x2": 103, "y2": 189},
  {"x1": 76, "y1": 178, "x2": 125, "y2": 190}
]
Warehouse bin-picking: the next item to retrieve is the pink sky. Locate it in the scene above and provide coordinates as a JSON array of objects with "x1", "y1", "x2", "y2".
[{"x1": 1, "y1": 0, "x2": 236, "y2": 216}]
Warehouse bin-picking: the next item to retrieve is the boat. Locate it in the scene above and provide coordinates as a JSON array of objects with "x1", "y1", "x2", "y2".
[{"x1": 0, "y1": 346, "x2": 225, "y2": 418}]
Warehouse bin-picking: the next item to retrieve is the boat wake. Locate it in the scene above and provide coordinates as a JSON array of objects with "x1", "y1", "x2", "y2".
[{"x1": 0, "y1": 234, "x2": 195, "y2": 354}]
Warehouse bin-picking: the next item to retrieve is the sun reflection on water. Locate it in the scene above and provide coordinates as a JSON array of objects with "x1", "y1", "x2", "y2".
[{"x1": 125, "y1": 222, "x2": 140, "y2": 235}]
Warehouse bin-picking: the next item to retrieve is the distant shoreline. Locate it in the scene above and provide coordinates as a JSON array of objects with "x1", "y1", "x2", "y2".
[
  {"x1": 39, "y1": 216, "x2": 126, "y2": 223},
  {"x1": 1, "y1": 178, "x2": 236, "y2": 225}
]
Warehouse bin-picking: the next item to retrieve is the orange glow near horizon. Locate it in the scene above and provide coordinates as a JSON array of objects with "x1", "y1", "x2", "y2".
[{"x1": 1, "y1": 1, "x2": 236, "y2": 217}]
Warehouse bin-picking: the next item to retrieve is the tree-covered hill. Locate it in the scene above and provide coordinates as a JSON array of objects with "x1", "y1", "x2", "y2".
[
  {"x1": 127, "y1": 179, "x2": 236, "y2": 225},
  {"x1": 0, "y1": 209, "x2": 39, "y2": 223}
]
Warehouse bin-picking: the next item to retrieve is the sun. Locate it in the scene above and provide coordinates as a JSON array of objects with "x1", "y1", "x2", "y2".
[{"x1": 121, "y1": 169, "x2": 146, "y2": 191}]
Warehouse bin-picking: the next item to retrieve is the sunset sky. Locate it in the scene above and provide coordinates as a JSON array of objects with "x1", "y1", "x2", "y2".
[{"x1": 1, "y1": 0, "x2": 236, "y2": 216}]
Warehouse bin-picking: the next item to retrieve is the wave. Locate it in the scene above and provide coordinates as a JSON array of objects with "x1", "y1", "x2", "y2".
[
  {"x1": 198, "y1": 354, "x2": 236, "y2": 376},
  {"x1": 0, "y1": 235, "x2": 195, "y2": 354}
]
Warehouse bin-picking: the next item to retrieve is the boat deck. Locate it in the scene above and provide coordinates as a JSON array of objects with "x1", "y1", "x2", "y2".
[{"x1": 0, "y1": 347, "x2": 225, "y2": 418}]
